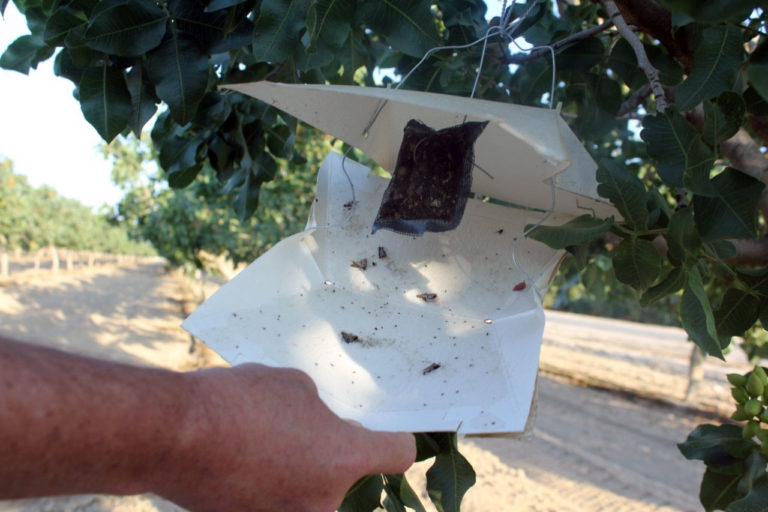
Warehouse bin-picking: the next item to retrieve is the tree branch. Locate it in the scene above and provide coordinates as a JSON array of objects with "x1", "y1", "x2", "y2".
[
  {"x1": 505, "y1": 21, "x2": 614, "y2": 65},
  {"x1": 617, "y1": 83, "x2": 651, "y2": 117},
  {"x1": 601, "y1": 0, "x2": 667, "y2": 113},
  {"x1": 726, "y1": 238, "x2": 768, "y2": 267},
  {"x1": 607, "y1": 0, "x2": 693, "y2": 72}
]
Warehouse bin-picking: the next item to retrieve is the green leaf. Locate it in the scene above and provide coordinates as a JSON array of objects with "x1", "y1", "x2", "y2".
[
  {"x1": 146, "y1": 31, "x2": 209, "y2": 125},
  {"x1": 701, "y1": 468, "x2": 742, "y2": 512},
  {"x1": 306, "y1": 0, "x2": 355, "y2": 54},
  {"x1": 703, "y1": 92, "x2": 746, "y2": 147},
  {"x1": 234, "y1": 168, "x2": 263, "y2": 220},
  {"x1": 680, "y1": 266, "x2": 726, "y2": 359},
  {"x1": 383, "y1": 474, "x2": 427, "y2": 512},
  {"x1": 41, "y1": 0, "x2": 59, "y2": 16},
  {"x1": 53, "y1": 47, "x2": 84, "y2": 84},
  {"x1": 640, "y1": 267, "x2": 686, "y2": 306},
  {"x1": 43, "y1": 6, "x2": 87, "y2": 45},
  {"x1": 339, "y1": 475, "x2": 384, "y2": 512},
  {"x1": 252, "y1": 0, "x2": 309, "y2": 63},
  {"x1": 569, "y1": 74, "x2": 622, "y2": 140},
  {"x1": 205, "y1": 0, "x2": 249, "y2": 12},
  {"x1": 596, "y1": 159, "x2": 648, "y2": 230},
  {"x1": 716, "y1": 288, "x2": 760, "y2": 337},
  {"x1": 678, "y1": 424, "x2": 753, "y2": 464},
  {"x1": 612, "y1": 237, "x2": 663, "y2": 291},
  {"x1": 167, "y1": 0, "x2": 254, "y2": 54},
  {"x1": 513, "y1": 58, "x2": 552, "y2": 106},
  {"x1": 414, "y1": 432, "x2": 442, "y2": 462},
  {"x1": 728, "y1": 478, "x2": 768, "y2": 512},
  {"x1": 556, "y1": 37, "x2": 604, "y2": 72},
  {"x1": 336, "y1": 27, "x2": 369, "y2": 81},
  {"x1": 608, "y1": 39, "x2": 683, "y2": 88},
  {"x1": 525, "y1": 215, "x2": 613, "y2": 249},
  {"x1": 606, "y1": 37, "x2": 645, "y2": 89},
  {"x1": 707, "y1": 240, "x2": 737, "y2": 261},
  {"x1": 647, "y1": 43, "x2": 684, "y2": 86},
  {"x1": 693, "y1": 168, "x2": 765, "y2": 242},
  {"x1": 158, "y1": 135, "x2": 203, "y2": 187},
  {"x1": 125, "y1": 61, "x2": 158, "y2": 136},
  {"x1": 736, "y1": 452, "x2": 768, "y2": 497},
  {"x1": 761, "y1": 303, "x2": 768, "y2": 329},
  {"x1": 0, "y1": 34, "x2": 54, "y2": 74},
  {"x1": 747, "y1": 40, "x2": 768, "y2": 103},
  {"x1": 666, "y1": 208, "x2": 701, "y2": 267},
  {"x1": 641, "y1": 107, "x2": 716, "y2": 193},
  {"x1": 78, "y1": 64, "x2": 132, "y2": 142},
  {"x1": 83, "y1": 0, "x2": 167, "y2": 56},
  {"x1": 357, "y1": 0, "x2": 441, "y2": 58},
  {"x1": 659, "y1": 0, "x2": 758, "y2": 23},
  {"x1": 676, "y1": 26, "x2": 744, "y2": 111},
  {"x1": 266, "y1": 124, "x2": 295, "y2": 159},
  {"x1": 426, "y1": 439, "x2": 476, "y2": 512}
]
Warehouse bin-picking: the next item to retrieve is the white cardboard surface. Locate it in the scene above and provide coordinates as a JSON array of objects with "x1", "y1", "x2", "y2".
[
  {"x1": 223, "y1": 81, "x2": 615, "y2": 218},
  {"x1": 184, "y1": 153, "x2": 571, "y2": 434}
]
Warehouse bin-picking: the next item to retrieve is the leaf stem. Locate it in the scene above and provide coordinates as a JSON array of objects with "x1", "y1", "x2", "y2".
[{"x1": 612, "y1": 223, "x2": 665, "y2": 237}]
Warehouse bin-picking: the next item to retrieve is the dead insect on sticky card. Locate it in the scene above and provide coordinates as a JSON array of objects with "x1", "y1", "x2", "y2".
[
  {"x1": 422, "y1": 362, "x2": 441, "y2": 375},
  {"x1": 378, "y1": 246, "x2": 387, "y2": 259},
  {"x1": 341, "y1": 331, "x2": 360, "y2": 344},
  {"x1": 416, "y1": 292, "x2": 438, "y2": 302},
  {"x1": 513, "y1": 281, "x2": 526, "y2": 291},
  {"x1": 350, "y1": 258, "x2": 368, "y2": 271}
]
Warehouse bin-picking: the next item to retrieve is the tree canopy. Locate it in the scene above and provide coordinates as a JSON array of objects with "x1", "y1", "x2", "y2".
[
  {"x1": 4, "y1": 0, "x2": 768, "y2": 509},
  {"x1": 0, "y1": 157, "x2": 154, "y2": 254}
]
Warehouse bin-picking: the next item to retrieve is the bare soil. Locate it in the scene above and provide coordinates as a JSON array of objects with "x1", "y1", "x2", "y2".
[{"x1": 0, "y1": 262, "x2": 747, "y2": 511}]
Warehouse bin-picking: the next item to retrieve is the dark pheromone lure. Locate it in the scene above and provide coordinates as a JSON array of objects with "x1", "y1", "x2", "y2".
[{"x1": 372, "y1": 119, "x2": 489, "y2": 236}]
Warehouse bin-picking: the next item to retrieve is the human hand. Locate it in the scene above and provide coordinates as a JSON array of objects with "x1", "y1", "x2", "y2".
[{"x1": 156, "y1": 364, "x2": 416, "y2": 512}]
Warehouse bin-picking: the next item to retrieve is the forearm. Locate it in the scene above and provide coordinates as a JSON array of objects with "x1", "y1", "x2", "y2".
[
  {"x1": 0, "y1": 337, "x2": 190, "y2": 499},
  {"x1": 0, "y1": 336, "x2": 415, "y2": 511}
]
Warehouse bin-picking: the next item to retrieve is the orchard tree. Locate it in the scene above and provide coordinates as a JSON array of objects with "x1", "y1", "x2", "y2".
[
  {"x1": 3, "y1": 0, "x2": 768, "y2": 509},
  {"x1": 0, "y1": 158, "x2": 154, "y2": 254},
  {"x1": 100, "y1": 128, "x2": 320, "y2": 273}
]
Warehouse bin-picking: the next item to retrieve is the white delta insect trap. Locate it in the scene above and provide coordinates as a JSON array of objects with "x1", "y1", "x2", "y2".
[{"x1": 183, "y1": 82, "x2": 615, "y2": 435}]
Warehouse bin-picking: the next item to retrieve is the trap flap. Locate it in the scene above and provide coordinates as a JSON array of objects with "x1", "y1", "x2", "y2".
[
  {"x1": 184, "y1": 152, "x2": 572, "y2": 434},
  {"x1": 223, "y1": 81, "x2": 615, "y2": 219}
]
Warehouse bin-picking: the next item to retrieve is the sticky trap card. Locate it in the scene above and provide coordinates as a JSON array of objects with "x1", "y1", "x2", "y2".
[
  {"x1": 185, "y1": 152, "x2": 576, "y2": 434},
  {"x1": 186, "y1": 82, "x2": 617, "y2": 435}
]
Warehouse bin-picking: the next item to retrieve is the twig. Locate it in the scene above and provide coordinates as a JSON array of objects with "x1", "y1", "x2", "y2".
[
  {"x1": 601, "y1": 0, "x2": 667, "y2": 113},
  {"x1": 262, "y1": 60, "x2": 288, "y2": 82},
  {"x1": 616, "y1": 83, "x2": 650, "y2": 117},
  {"x1": 506, "y1": 20, "x2": 613, "y2": 64}
]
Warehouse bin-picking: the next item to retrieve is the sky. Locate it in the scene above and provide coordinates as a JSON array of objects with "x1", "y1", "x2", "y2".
[
  {"x1": 0, "y1": 1, "x2": 506, "y2": 210},
  {"x1": 0, "y1": 3, "x2": 124, "y2": 209}
]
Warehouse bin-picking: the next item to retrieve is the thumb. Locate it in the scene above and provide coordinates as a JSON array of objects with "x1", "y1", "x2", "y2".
[{"x1": 354, "y1": 429, "x2": 416, "y2": 475}]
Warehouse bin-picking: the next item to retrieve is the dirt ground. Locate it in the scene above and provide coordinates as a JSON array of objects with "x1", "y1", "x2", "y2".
[{"x1": 0, "y1": 261, "x2": 748, "y2": 511}]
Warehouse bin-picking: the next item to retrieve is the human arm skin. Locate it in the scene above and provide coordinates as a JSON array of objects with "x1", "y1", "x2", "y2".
[{"x1": 0, "y1": 337, "x2": 416, "y2": 511}]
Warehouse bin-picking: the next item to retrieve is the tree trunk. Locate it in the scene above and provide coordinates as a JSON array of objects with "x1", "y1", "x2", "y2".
[
  {"x1": 1, "y1": 250, "x2": 8, "y2": 278},
  {"x1": 50, "y1": 244, "x2": 59, "y2": 273},
  {"x1": 685, "y1": 344, "x2": 705, "y2": 401}
]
